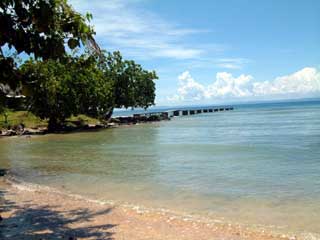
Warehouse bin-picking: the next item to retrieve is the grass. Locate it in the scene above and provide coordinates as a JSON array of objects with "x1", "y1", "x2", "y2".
[
  {"x1": 0, "y1": 110, "x2": 100, "y2": 130},
  {"x1": 0, "y1": 110, "x2": 46, "y2": 129},
  {"x1": 67, "y1": 114, "x2": 101, "y2": 126}
]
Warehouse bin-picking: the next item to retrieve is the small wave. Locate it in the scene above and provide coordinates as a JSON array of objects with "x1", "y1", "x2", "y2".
[
  {"x1": 4, "y1": 175, "x2": 320, "y2": 240},
  {"x1": 5, "y1": 175, "x2": 116, "y2": 206}
]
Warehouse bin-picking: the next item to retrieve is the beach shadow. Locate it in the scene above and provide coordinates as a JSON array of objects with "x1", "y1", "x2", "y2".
[
  {"x1": 0, "y1": 170, "x2": 17, "y2": 213},
  {"x1": 0, "y1": 169, "x2": 117, "y2": 239},
  {"x1": 0, "y1": 201, "x2": 116, "y2": 240},
  {"x1": 0, "y1": 189, "x2": 16, "y2": 212},
  {"x1": 0, "y1": 181, "x2": 18, "y2": 239},
  {"x1": 0, "y1": 169, "x2": 9, "y2": 177}
]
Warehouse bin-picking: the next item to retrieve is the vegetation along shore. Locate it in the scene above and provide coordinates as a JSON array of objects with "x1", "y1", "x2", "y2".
[{"x1": 1, "y1": 0, "x2": 157, "y2": 134}]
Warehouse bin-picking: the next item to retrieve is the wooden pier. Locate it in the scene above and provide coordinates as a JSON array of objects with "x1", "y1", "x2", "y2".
[{"x1": 126, "y1": 106, "x2": 234, "y2": 122}]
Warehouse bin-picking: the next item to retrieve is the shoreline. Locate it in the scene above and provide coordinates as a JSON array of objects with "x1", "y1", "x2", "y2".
[
  {"x1": 0, "y1": 176, "x2": 298, "y2": 240},
  {"x1": 0, "y1": 115, "x2": 170, "y2": 137},
  {"x1": 0, "y1": 105, "x2": 234, "y2": 137},
  {"x1": 0, "y1": 119, "x2": 167, "y2": 138}
]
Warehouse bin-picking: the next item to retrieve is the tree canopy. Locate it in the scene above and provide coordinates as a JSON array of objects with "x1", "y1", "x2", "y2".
[
  {"x1": 20, "y1": 55, "x2": 113, "y2": 130},
  {"x1": 104, "y1": 51, "x2": 157, "y2": 113},
  {"x1": 20, "y1": 52, "x2": 157, "y2": 130},
  {"x1": 0, "y1": 0, "x2": 158, "y2": 131},
  {"x1": 0, "y1": 0, "x2": 95, "y2": 59},
  {"x1": 0, "y1": 0, "x2": 96, "y2": 87}
]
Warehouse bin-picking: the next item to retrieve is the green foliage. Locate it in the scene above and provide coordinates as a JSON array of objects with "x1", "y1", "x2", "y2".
[
  {"x1": 104, "y1": 51, "x2": 158, "y2": 110},
  {"x1": 0, "y1": 0, "x2": 94, "y2": 60},
  {"x1": 20, "y1": 55, "x2": 113, "y2": 131},
  {"x1": 0, "y1": 0, "x2": 158, "y2": 131},
  {"x1": 0, "y1": 0, "x2": 95, "y2": 93},
  {"x1": 0, "y1": 52, "x2": 22, "y2": 91},
  {"x1": 0, "y1": 110, "x2": 46, "y2": 129},
  {"x1": 0, "y1": 110, "x2": 101, "y2": 130}
]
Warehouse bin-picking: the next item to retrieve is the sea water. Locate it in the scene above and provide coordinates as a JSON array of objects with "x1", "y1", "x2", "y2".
[{"x1": 1, "y1": 100, "x2": 320, "y2": 237}]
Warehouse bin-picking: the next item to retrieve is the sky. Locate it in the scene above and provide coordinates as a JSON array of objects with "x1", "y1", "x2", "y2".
[{"x1": 70, "y1": 0, "x2": 320, "y2": 106}]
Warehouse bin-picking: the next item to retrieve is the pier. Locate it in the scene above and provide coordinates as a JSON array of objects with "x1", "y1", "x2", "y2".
[
  {"x1": 114, "y1": 106, "x2": 234, "y2": 124},
  {"x1": 143, "y1": 106, "x2": 234, "y2": 119}
]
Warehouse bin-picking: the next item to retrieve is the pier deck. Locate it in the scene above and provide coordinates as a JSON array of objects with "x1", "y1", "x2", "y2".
[{"x1": 130, "y1": 106, "x2": 234, "y2": 121}]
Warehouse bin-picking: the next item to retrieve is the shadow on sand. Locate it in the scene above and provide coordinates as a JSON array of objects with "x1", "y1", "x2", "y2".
[{"x1": 0, "y1": 173, "x2": 117, "y2": 240}]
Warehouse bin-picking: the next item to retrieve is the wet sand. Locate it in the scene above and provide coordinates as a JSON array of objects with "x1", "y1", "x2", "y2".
[{"x1": 0, "y1": 178, "x2": 296, "y2": 240}]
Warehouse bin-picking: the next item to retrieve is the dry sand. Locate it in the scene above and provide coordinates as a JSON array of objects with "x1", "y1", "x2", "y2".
[{"x1": 0, "y1": 178, "x2": 294, "y2": 240}]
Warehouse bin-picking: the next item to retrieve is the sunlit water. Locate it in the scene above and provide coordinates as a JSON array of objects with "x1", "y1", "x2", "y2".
[{"x1": 1, "y1": 100, "x2": 320, "y2": 237}]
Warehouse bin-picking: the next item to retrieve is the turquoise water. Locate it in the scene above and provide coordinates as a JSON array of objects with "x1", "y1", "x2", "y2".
[{"x1": 1, "y1": 100, "x2": 320, "y2": 236}]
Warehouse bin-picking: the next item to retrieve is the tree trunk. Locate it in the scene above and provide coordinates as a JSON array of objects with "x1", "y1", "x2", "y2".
[
  {"x1": 48, "y1": 117, "x2": 61, "y2": 132},
  {"x1": 4, "y1": 112, "x2": 8, "y2": 124},
  {"x1": 104, "y1": 107, "x2": 114, "y2": 121}
]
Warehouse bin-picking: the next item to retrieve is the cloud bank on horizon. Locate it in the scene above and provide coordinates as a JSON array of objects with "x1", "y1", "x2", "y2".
[{"x1": 168, "y1": 67, "x2": 320, "y2": 103}]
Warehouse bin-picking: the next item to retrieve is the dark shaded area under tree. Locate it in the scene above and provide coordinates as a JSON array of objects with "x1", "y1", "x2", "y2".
[{"x1": 0, "y1": 186, "x2": 116, "y2": 239}]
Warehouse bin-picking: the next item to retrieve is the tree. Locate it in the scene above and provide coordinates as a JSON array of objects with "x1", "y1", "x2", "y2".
[
  {"x1": 0, "y1": 90, "x2": 5, "y2": 114},
  {"x1": 0, "y1": 53, "x2": 22, "y2": 89},
  {"x1": 0, "y1": 0, "x2": 97, "y2": 91},
  {"x1": 20, "y1": 51, "x2": 157, "y2": 130},
  {"x1": 20, "y1": 55, "x2": 113, "y2": 131},
  {"x1": 103, "y1": 51, "x2": 158, "y2": 118},
  {"x1": 0, "y1": 1, "x2": 158, "y2": 130},
  {"x1": 0, "y1": 87, "x2": 10, "y2": 126}
]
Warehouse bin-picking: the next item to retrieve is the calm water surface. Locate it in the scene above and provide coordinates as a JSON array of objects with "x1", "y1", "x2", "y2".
[{"x1": 1, "y1": 101, "x2": 320, "y2": 236}]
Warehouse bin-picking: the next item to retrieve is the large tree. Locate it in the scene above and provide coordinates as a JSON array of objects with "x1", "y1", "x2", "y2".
[
  {"x1": 103, "y1": 51, "x2": 157, "y2": 118},
  {"x1": 20, "y1": 55, "x2": 113, "y2": 131},
  {"x1": 20, "y1": 52, "x2": 157, "y2": 130},
  {"x1": 0, "y1": 0, "x2": 97, "y2": 88},
  {"x1": 0, "y1": 1, "x2": 158, "y2": 129}
]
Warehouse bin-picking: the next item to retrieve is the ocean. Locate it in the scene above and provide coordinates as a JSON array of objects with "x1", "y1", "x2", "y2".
[{"x1": 1, "y1": 100, "x2": 319, "y2": 238}]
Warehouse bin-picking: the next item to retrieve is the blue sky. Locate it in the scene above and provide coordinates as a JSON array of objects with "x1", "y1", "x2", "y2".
[{"x1": 70, "y1": 0, "x2": 320, "y2": 106}]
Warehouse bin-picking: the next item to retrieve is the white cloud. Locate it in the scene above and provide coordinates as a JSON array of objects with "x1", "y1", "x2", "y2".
[
  {"x1": 206, "y1": 72, "x2": 253, "y2": 98},
  {"x1": 178, "y1": 57, "x2": 251, "y2": 70},
  {"x1": 69, "y1": 0, "x2": 209, "y2": 59},
  {"x1": 176, "y1": 71, "x2": 206, "y2": 100},
  {"x1": 215, "y1": 58, "x2": 250, "y2": 69},
  {"x1": 253, "y1": 67, "x2": 320, "y2": 96},
  {"x1": 168, "y1": 67, "x2": 320, "y2": 102}
]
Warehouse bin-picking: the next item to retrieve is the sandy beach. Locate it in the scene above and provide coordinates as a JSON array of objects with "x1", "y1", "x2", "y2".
[{"x1": 0, "y1": 177, "x2": 295, "y2": 240}]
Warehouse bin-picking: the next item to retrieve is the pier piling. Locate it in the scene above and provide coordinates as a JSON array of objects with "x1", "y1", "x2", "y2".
[{"x1": 120, "y1": 106, "x2": 233, "y2": 123}]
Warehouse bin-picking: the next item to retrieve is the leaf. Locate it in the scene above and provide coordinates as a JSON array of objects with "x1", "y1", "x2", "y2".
[{"x1": 67, "y1": 38, "x2": 79, "y2": 49}]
